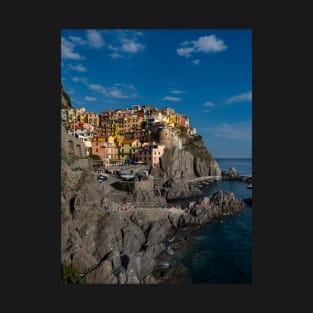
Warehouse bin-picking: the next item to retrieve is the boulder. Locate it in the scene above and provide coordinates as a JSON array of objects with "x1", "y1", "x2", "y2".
[{"x1": 228, "y1": 167, "x2": 238, "y2": 177}]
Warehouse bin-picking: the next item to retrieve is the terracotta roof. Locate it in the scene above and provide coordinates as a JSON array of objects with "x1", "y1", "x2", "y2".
[{"x1": 122, "y1": 139, "x2": 136, "y2": 144}]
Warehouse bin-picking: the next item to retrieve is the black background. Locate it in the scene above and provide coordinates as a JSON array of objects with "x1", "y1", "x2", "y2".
[{"x1": 3, "y1": 1, "x2": 311, "y2": 311}]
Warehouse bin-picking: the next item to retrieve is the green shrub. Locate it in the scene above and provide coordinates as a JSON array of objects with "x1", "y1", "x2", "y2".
[
  {"x1": 176, "y1": 125, "x2": 187, "y2": 137},
  {"x1": 194, "y1": 134, "x2": 202, "y2": 141},
  {"x1": 61, "y1": 207, "x2": 67, "y2": 215},
  {"x1": 183, "y1": 134, "x2": 212, "y2": 161},
  {"x1": 61, "y1": 89, "x2": 72, "y2": 109},
  {"x1": 89, "y1": 154, "x2": 101, "y2": 161},
  {"x1": 61, "y1": 264, "x2": 85, "y2": 284}
]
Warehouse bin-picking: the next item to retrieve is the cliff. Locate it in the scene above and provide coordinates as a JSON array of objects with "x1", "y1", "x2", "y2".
[
  {"x1": 61, "y1": 160, "x2": 184, "y2": 284},
  {"x1": 61, "y1": 160, "x2": 243, "y2": 284},
  {"x1": 151, "y1": 135, "x2": 221, "y2": 200},
  {"x1": 61, "y1": 85, "x2": 72, "y2": 110}
]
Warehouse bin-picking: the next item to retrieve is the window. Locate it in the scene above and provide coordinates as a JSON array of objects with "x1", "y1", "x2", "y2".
[
  {"x1": 76, "y1": 144, "x2": 82, "y2": 157},
  {"x1": 68, "y1": 140, "x2": 74, "y2": 156},
  {"x1": 96, "y1": 142, "x2": 98, "y2": 146}
]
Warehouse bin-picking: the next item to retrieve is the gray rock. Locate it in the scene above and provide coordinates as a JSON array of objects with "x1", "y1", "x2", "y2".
[
  {"x1": 228, "y1": 167, "x2": 238, "y2": 177},
  {"x1": 61, "y1": 151, "x2": 241, "y2": 284},
  {"x1": 151, "y1": 144, "x2": 221, "y2": 200},
  {"x1": 85, "y1": 260, "x2": 117, "y2": 284},
  {"x1": 146, "y1": 219, "x2": 172, "y2": 246}
]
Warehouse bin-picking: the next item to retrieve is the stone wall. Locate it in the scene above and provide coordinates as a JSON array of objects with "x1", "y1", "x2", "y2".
[
  {"x1": 61, "y1": 125, "x2": 88, "y2": 169},
  {"x1": 61, "y1": 125, "x2": 87, "y2": 159},
  {"x1": 159, "y1": 128, "x2": 182, "y2": 150}
]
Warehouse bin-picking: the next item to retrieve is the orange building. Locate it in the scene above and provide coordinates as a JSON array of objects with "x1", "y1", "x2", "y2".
[{"x1": 91, "y1": 136, "x2": 118, "y2": 164}]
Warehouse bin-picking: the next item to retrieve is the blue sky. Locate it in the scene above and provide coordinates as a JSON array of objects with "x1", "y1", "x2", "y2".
[{"x1": 61, "y1": 29, "x2": 252, "y2": 158}]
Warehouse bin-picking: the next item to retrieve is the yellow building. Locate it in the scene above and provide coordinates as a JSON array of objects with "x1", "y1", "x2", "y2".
[
  {"x1": 67, "y1": 107, "x2": 86, "y2": 123},
  {"x1": 114, "y1": 120, "x2": 124, "y2": 135},
  {"x1": 119, "y1": 139, "x2": 140, "y2": 160},
  {"x1": 68, "y1": 108, "x2": 76, "y2": 123},
  {"x1": 86, "y1": 112, "x2": 100, "y2": 127},
  {"x1": 169, "y1": 113, "x2": 178, "y2": 125}
]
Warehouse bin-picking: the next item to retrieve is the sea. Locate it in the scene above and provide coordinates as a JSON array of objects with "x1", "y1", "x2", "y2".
[{"x1": 167, "y1": 158, "x2": 252, "y2": 284}]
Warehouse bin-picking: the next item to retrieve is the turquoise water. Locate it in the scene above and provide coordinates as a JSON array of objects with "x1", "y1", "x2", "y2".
[{"x1": 168, "y1": 158, "x2": 252, "y2": 284}]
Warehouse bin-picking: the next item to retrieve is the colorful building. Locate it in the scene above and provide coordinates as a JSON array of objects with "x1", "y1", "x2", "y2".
[
  {"x1": 134, "y1": 143, "x2": 165, "y2": 168},
  {"x1": 91, "y1": 136, "x2": 118, "y2": 164},
  {"x1": 119, "y1": 139, "x2": 141, "y2": 160},
  {"x1": 86, "y1": 112, "x2": 100, "y2": 127}
]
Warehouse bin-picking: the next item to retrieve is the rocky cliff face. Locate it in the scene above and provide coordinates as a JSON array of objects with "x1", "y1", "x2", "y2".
[
  {"x1": 61, "y1": 85, "x2": 72, "y2": 110},
  {"x1": 61, "y1": 160, "x2": 183, "y2": 284},
  {"x1": 61, "y1": 160, "x2": 243, "y2": 284},
  {"x1": 151, "y1": 135, "x2": 221, "y2": 200}
]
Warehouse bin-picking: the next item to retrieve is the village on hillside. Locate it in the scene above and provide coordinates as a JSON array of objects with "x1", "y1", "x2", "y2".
[{"x1": 61, "y1": 90, "x2": 197, "y2": 169}]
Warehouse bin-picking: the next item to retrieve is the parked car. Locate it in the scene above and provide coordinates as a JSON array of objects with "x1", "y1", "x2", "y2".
[{"x1": 98, "y1": 175, "x2": 108, "y2": 182}]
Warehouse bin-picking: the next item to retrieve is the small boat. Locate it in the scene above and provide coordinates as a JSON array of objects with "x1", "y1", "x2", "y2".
[
  {"x1": 247, "y1": 184, "x2": 253, "y2": 189},
  {"x1": 119, "y1": 174, "x2": 136, "y2": 181}
]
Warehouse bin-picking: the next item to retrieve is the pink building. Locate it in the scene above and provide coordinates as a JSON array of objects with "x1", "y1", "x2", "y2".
[{"x1": 134, "y1": 142, "x2": 165, "y2": 168}]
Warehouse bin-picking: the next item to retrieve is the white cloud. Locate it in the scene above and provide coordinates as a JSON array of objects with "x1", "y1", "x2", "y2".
[
  {"x1": 177, "y1": 47, "x2": 194, "y2": 58},
  {"x1": 86, "y1": 30, "x2": 105, "y2": 48},
  {"x1": 163, "y1": 96, "x2": 182, "y2": 102},
  {"x1": 108, "y1": 89, "x2": 125, "y2": 98},
  {"x1": 72, "y1": 77, "x2": 88, "y2": 84},
  {"x1": 110, "y1": 52, "x2": 123, "y2": 59},
  {"x1": 106, "y1": 84, "x2": 137, "y2": 98},
  {"x1": 108, "y1": 44, "x2": 119, "y2": 51},
  {"x1": 104, "y1": 30, "x2": 145, "y2": 57},
  {"x1": 85, "y1": 96, "x2": 97, "y2": 101},
  {"x1": 192, "y1": 59, "x2": 200, "y2": 65},
  {"x1": 68, "y1": 64, "x2": 87, "y2": 72},
  {"x1": 71, "y1": 74, "x2": 138, "y2": 99},
  {"x1": 181, "y1": 41, "x2": 190, "y2": 46},
  {"x1": 201, "y1": 121, "x2": 252, "y2": 141},
  {"x1": 61, "y1": 37, "x2": 83, "y2": 60},
  {"x1": 226, "y1": 91, "x2": 252, "y2": 104},
  {"x1": 121, "y1": 39, "x2": 145, "y2": 54},
  {"x1": 170, "y1": 89, "x2": 186, "y2": 95},
  {"x1": 193, "y1": 35, "x2": 227, "y2": 53},
  {"x1": 203, "y1": 101, "x2": 215, "y2": 107},
  {"x1": 89, "y1": 83, "x2": 104, "y2": 91},
  {"x1": 89, "y1": 82, "x2": 137, "y2": 99},
  {"x1": 177, "y1": 34, "x2": 227, "y2": 58},
  {"x1": 69, "y1": 36, "x2": 87, "y2": 45}
]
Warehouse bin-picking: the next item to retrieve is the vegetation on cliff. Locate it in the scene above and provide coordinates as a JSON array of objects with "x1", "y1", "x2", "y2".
[
  {"x1": 183, "y1": 134, "x2": 213, "y2": 161},
  {"x1": 61, "y1": 264, "x2": 85, "y2": 284},
  {"x1": 61, "y1": 85, "x2": 72, "y2": 109}
]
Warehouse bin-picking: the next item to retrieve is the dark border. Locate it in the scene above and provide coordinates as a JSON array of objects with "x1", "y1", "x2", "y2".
[{"x1": 8, "y1": 2, "x2": 302, "y2": 311}]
